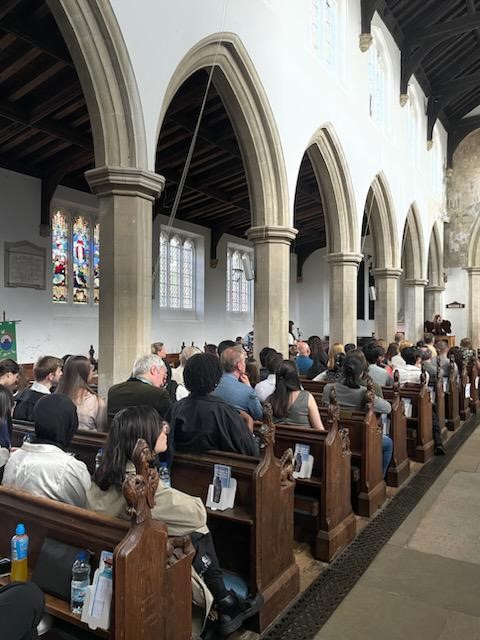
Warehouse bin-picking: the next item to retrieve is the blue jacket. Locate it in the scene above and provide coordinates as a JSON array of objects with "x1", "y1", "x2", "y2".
[{"x1": 213, "y1": 373, "x2": 263, "y2": 420}]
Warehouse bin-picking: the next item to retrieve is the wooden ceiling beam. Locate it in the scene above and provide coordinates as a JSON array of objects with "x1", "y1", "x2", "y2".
[
  {"x1": 0, "y1": 15, "x2": 73, "y2": 66},
  {"x1": 0, "y1": 0, "x2": 22, "y2": 21},
  {"x1": 166, "y1": 112, "x2": 241, "y2": 160},
  {"x1": 360, "y1": 0, "x2": 382, "y2": 36},
  {"x1": 431, "y1": 71, "x2": 480, "y2": 95},
  {"x1": 29, "y1": 84, "x2": 83, "y2": 122},
  {"x1": 0, "y1": 48, "x2": 42, "y2": 83},
  {"x1": 0, "y1": 98, "x2": 92, "y2": 149},
  {"x1": 8, "y1": 60, "x2": 65, "y2": 101},
  {"x1": 406, "y1": 14, "x2": 480, "y2": 46}
]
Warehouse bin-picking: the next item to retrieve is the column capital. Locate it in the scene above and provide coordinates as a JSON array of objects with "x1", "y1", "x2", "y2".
[
  {"x1": 404, "y1": 278, "x2": 428, "y2": 287},
  {"x1": 373, "y1": 268, "x2": 403, "y2": 279},
  {"x1": 85, "y1": 166, "x2": 165, "y2": 201},
  {"x1": 425, "y1": 285, "x2": 446, "y2": 293},
  {"x1": 326, "y1": 251, "x2": 363, "y2": 266},
  {"x1": 246, "y1": 225, "x2": 298, "y2": 244},
  {"x1": 465, "y1": 266, "x2": 480, "y2": 275}
]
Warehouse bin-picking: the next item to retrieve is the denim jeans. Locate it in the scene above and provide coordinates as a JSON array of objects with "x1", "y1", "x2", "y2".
[{"x1": 382, "y1": 434, "x2": 393, "y2": 477}]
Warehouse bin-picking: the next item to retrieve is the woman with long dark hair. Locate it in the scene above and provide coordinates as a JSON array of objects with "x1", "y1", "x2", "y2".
[
  {"x1": 322, "y1": 353, "x2": 393, "y2": 476},
  {"x1": 267, "y1": 360, "x2": 324, "y2": 430},
  {"x1": 88, "y1": 405, "x2": 262, "y2": 637},
  {"x1": 306, "y1": 335, "x2": 328, "y2": 379},
  {"x1": 57, "y1": 355, "x2": 106, "y2": 431}
]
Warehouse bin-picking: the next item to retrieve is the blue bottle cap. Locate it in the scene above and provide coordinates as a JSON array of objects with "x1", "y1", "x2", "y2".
[
  {"x1": 76, "y1": 551, "x2": 89, "y2": 561},
  {"x1": 15, "y1": 523, "x2": 25, "y2": 535}
]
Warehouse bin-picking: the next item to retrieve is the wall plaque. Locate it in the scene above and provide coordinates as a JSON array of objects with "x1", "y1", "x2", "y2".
[
  {"x1": 446, "y1": 301, "x2": 465, "y2": 309},
  {"x1": 4, "y1": 241, "x2": 46, "y2": 290}
]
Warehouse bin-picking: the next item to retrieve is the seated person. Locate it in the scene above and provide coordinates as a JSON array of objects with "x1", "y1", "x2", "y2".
[
  {"x1": 295, "y1": 342, "x2": 313, "y2": 375},
  {"x1": 107, "y1": 354, "x2": 171, "y2": 426},
  {"x1": 245, "y1": 357, "x2": 260, "y2": 387},
  {"x1": 88, "y1": 405, "x2": 262, "y2": 637},
  {"x1": 168, "y1": 354, "x2": 259, "y2": 456},
  {"x1": 57, "y1": 355, "x2": 106, "y2": 431},
  {"x1": 435, "y1": 340, "x2": 458, "y2": 379},
  {"x1": 395, "y1": 347, "x2": 429, "y2": 386},
  {"x1": 13, "y1": 356, "x2": 63, "y2": 422},
  {"x1": 258, "y1": 346, "x2": 277, "y2": 381},
  {"x1": 3, "y1": 394, "x2": 91, "y2": 507},
  {"x1": 0, "y1": 385, "x2": 14, "y2": 470},
  {"x1": 391, "y1": 340, "x2": 412, "y2": 368},
  {"x1": 460, "y1": 337, "x2": 479, "y2": 370},
  {"x1": 363, "y1": 342, "x2": 393, "y2": 387},
  {"x1": 213, "y1": 346, "x2": 263, "y2": 420},
  {"x1": 0, "y1": 582, "x2": 44, "y2": 640},
  {"x1": 424, "y1": 332, "x2": 437, "y2": 358},
  {"x1": 448, "y1": 346, "x2": 465, "y2": 382},
  {"x1": 217, "y1": 340, "x2": 236, "y2": 358},
  {"x1": 171, "y1": 345, "x2": 202, "y2": 386},
  {"x1": 268, "y1": 360, "x2": 325, "y2": 430},
  {"x1": 204, "y1": 343, "x2": 218, "y2": 357},
  {"x1": 0, "y1": 359, "x2": 20, "y2": 393},
  {"x1": 313, "y1": 343, "x2": 345, "y2": 382},
  {"x1": 306, "y1": 335, "x2": 328, "y2": 380},
  {"x1": 322, "y1": 353, "x2": 393, "y2": 477},
  {"x1": 255, "y1": 351, "x2": 283, "y2": 402}
]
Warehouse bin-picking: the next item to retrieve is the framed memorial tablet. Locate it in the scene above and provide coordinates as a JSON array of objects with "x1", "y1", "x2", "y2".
[{"x1": 4, "y1": 241, "x2": 46, "y2": 290}]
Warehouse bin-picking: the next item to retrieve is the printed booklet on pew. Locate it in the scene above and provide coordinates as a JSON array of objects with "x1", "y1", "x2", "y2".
[
  {"x1": 293, "y1": 443, "x2": 314, "y2": 479},
  {"x1": 206, "y1": 464, "x2": 237, "y2": 511}
]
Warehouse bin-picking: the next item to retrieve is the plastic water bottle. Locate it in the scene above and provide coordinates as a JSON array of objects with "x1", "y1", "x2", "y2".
[
  {"x1": 23, "y1": 433, "x2": 33, "y2": 444},
  {"x1": 71, "y1": 551, "x2": 91, "y2": 615},
  {"x1": 158, "y1": 462, "x2": 171, "y2": 488},
  {"x1": 11, "y1": 523, "x2": 29, "y2": 582},
  {"x1": 94, "y1": 448, "x2": 104, "y2": 471}
]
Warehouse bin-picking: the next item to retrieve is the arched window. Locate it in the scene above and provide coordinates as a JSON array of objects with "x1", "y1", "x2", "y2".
[
  {"x1": 51, "y1": 208, "x2": 99, "y2": 305},
  {"x1": 226, "y1": 246, "x2": 253, "y2": 314},
  {"x1": 431, "y1": 127, "x2": 445, "y2": 200},
  {"x1": 368, "y1": 30, "x2": 389, "y2": 127},
  {"x1": 312, "y1": 0, "x2": 339, "y2": 68},
  {"x1": 159, "y1": 230, "x2": 195, "y2": 310}
]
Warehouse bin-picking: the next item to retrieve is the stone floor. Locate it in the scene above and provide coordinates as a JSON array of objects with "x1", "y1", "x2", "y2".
[{"x1": 314, "y1": 423, "x2": 480, "y2": 640}]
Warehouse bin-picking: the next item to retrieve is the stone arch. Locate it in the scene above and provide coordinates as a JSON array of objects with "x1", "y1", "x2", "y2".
[
  {"x1": 47, "y1": 0, "x2": 148, "y2": 169},
  {"x1": 468, "y1": 214, "x2": 480, "y2": 267},
  {"x1": 364, "y1": 172, "x2": 399, "y2": 269},
  {"x1": 467, "y1": 215, "x2": 480, "y2": 346},
  {"x1": 306, "y1": 123, "x2": 359, "y2": 254},
  {"x1": 427, "y1": 221, "x2": 443, "y2": 287},
  {"x1": 402, "y1": 203, "x2": 425, "y2": 281},
  {"x1": 156, "y1": 32, "x2": 289, "y2": 229}
]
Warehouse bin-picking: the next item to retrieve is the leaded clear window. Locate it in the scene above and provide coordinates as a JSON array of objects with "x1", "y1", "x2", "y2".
[
  {"x1": 368, "y1": 40, "x2": 386, "y2": 126},
  {"x1": 159, "y1": 230, "x2": 195, "y2": 310},
  {"x1": 312, "y1": 0, "x2": 339, "y2": 68},
  {"x1": 226, "y1": 247, "x2": 252, "y2": 313}
]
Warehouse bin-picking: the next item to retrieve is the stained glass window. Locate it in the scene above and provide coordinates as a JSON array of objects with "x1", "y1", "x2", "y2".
[
  {"x1": 226, "y1": 246, "x2": 252, "y2": 313},
  {"x1": 73, "y1": 216, "x2": 90, "y2": 304},
  {"x1": 52, "y1": 209, "x2": 99, "y2": 305},
  {"x1": 52, "y1": 210, "x2": 69, "y2": 303},
  {"x1": 93, "y1": 223, "x2": 100, "y2": 304},
  {"x1": 159, "y1": 229, "x2": 195, "y2": 310}
]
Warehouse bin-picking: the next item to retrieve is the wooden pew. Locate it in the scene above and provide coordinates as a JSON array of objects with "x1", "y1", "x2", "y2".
[
  {"x1": 12, "y1": 418, "x2": 300, "y2": 633},
  {"x1": 271, "y1": 391, "x2": 356, "y2": 561},
  {"x1": 394, "y1": 373, "x2": 434, "y2": 463},
  {"x1": 433, "y1": 358, "x2": 448, "y2": 443},
  {"x1": 469, "y1": 351, "x2": 480, "y2": 414},
  {"x1": 381, "y1": 372, "x2": 410, "y2": 487},
  {"x1": 459, "y1": 360, "x2": 471, "y2": 422},
  {"x1": 445, "y1": 355, "x2": 460, "y2": 431},
  {"x1": 171, "y1": 415, "x2": 299, "y2": 633},
  {"x1": 0, "y1": 440, "x2": 193, "y2": 640}
]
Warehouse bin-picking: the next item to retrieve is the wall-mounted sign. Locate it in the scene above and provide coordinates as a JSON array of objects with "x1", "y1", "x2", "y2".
[
  {"x1": 446, "y1": 301, "x2": 465, "y2": 309},
  {"x1": 4, "y1": 241, "x2": 46, "y2": 290}
]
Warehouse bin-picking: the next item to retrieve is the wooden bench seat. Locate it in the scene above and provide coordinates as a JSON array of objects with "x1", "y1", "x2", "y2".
[
  {"x1": 0, "y1": 441, "x2": 193, "y2": 640},
  {"x1": 445, "y1": 356, "x2": 460, "y2": 431}
]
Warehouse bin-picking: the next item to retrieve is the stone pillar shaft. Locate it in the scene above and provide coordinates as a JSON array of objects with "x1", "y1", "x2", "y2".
[
  {"x1": 86, "y1": 166, "x2": 165, "y2": 394},
  {"x1": 373, "y1": 268, "x2": 402, "y2": 342},
  {"x1": 404, "y1": 279, "x2": 428, "y2": 342},
  {"x1": 327, "y1": 252, "x2": 363, "y2": 344},
  {"x1": 424, "y1": 285, "x2": 445, "y2": 323},
  {"x1": 246, "y1": 225, "x2": 297, "y2": 358},
  {"x1": 467, "y1": 267, "x2": 480, "y2": 347}
]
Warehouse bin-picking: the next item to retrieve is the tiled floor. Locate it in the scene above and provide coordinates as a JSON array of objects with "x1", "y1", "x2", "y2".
[{"x1": 314, "y1": 423, "x2": 480, "y2": 640}]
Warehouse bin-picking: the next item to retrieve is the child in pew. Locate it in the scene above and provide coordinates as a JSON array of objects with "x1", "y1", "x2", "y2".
[
  {"x1": 57, "y1": 355, "x2": 106, "y2": 432},
  {"x1": 3, "y1": 394, "x2": 91, "y2": 507},
  {"x1": 88, "y1": 405, "x2": 263, "y2": 638},
  {"x1": 267, "y1": 360, "x2": 325, "y2": 430},
  {"x1": 322, "y1": 352, "x2": 393, "y2": 477}
]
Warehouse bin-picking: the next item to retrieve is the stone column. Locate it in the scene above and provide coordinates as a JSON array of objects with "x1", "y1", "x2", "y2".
[
  {"x1": 403, "y1": 279, "x2": 428, "y2": 342},
  {"x1": 424, "y1": 285, "x2": 445, "y2": 322},
  {"x1": 373, "y1": 268, "x2": 402, "y2": 342},
  {"x1": 246, "y1": 225, "x2": 297, "y2": 358},
  {"x1": 466, "y1": 267, "x2": 480, "y2": 346},
  {"x1": 86, "y1": 166, "x2": 165, "y2": 394},
  {"x1": 327, "y1": 252, "x2": 363, "y2": 344}
]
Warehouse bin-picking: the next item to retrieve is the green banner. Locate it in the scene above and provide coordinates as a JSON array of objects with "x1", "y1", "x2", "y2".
[{"x1": 0, "y1": 322, "x2": 17, "y2": 361}]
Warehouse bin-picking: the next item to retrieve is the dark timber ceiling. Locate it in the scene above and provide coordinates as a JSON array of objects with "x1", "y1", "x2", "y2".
[
  {"x1": 0, "y1": 0, "x2": 93, "y2": 225},
  {"x1": 364, "y1": 0, "x2": 480, "y2": 164},
  {"x1": 156, "y1": 70, "x2": 321, "y2": 261}
]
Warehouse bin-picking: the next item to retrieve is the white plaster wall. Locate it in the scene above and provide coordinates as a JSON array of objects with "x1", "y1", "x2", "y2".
[
  {"x1": 152, "y1": 214, "x2": 254, "y2": 352},
  {"x1": 295, "y1": 247, "x2": 329, "y2": 339},
  {"x1": 111, "y1": 0, "x2": 447, "y2": 259},
  {"x1": 0, "y1": 168, "x2": 99, "y2": 362},
  {"x1": 444, "y1": 268, "x2": 468, "y2": 341}
]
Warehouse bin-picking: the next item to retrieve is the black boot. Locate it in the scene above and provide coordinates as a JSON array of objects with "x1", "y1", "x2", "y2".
[{"x1": 215, "y1": 591, "x2": 264, "y2": 637}]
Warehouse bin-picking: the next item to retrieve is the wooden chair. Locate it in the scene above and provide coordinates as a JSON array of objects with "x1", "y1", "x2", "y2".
[{"x1": 0, "y1": 440, "x2": 194, "y2": 640}]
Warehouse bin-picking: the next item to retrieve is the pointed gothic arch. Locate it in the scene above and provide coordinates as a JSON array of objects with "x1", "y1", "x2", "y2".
[
  {"x1": 365, "y1": 172, "x2": 399, "y2": 270},
  {"x1": 427, "y1": 221, "x2": 443, "y2": 287},
  {"x1": 402, "y1": 203, "x2": 425, "y2": 281}
]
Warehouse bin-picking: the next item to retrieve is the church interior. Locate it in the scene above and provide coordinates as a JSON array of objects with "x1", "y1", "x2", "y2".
[{"x1": 0, "y1": 0, "x2": 480, "y2": 638}]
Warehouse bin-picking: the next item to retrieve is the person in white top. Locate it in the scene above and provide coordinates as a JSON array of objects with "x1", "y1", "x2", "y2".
[
  {"x1": 3, "y1": 394, "x2": 91, "y2": 507},
  {"x1": 395, "y1": 346, "x2": 429, "y2": 386},
  {"x1": 255, "y1": 352, "x2": 283, "y2": 402},
  {"x1": 391, "y1": 339, "x2": 412, "y2": 369},
  {"x1": 171, "y1": 346, "x2": 202, "y2": 387}
]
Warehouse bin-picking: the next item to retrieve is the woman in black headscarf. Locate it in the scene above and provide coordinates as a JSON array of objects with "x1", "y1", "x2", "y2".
[{"x1": 2, "y1": 394, "x2": 91, "y2": 506}]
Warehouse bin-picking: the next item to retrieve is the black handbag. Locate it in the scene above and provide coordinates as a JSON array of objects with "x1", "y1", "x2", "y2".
[{"x1": 31, "y1": 538, "x2": 87, "y2": 601}]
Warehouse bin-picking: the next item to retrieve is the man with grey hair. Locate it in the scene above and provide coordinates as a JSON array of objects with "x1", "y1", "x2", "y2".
[
  {"x1": 107, "y1": 354, "x2": 171, "y2": 427},
  {"x1": 213, "y1": 346, "x2": 263, "y2": 419}
]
